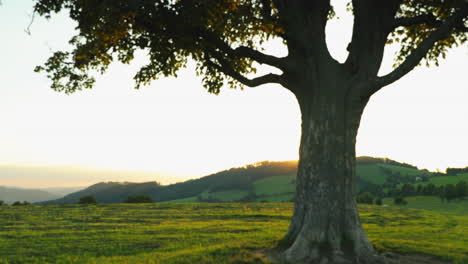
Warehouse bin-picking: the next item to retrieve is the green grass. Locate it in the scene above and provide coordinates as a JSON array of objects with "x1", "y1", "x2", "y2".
[
  {"x1": 357, "y1": 164, "x2": 388, "y2": 184},
  {"x1": 382, "y1": 196, "x2": 468, "y2": 215},
  {"x1": 253, "y1": 175, "x2": 295, "y2": 196},
  {"x1": 427, "y1": 173, "x2": 468, "y2": 186},
  {"x1": 379, "y1": 164, "x2": 427, "y2": 177},
  {"x1": 205, "y1": 190, "x2": 249, "y2": 201},
  {"x1": 1, "y1": 203, "x2": 467, "y2": 264}
]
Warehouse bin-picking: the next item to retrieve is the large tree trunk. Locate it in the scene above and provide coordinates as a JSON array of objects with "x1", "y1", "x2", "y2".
[{"x1": 280, "y1": 81, "x2": 385, "y2": 264}]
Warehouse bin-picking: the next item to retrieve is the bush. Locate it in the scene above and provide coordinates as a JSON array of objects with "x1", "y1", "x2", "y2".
[
  {"x1": 0, "y1": 200, "x2": 4, "y2": 206},
  {"x1": 124, "y1": 195, "x2": 153, "y2": 203},
  {"x1": 12, "y1": 201, "x2": 30, "y2": 206},
  {"x1": 356, "y1": 192, "x2": 374, "y2": 204},
  {"x1": 394, "y1": 196, "x2": 407, "y2": 205},
  {"x1": 375, "y1": 198, "x2": 383, "y2": 206},
  {"x1": 79, "y1": 195, "x2": 97, "y2": 204}
]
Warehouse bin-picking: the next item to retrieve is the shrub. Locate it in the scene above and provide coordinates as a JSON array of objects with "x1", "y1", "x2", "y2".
[
  {"x1": 12, "y1": 201, "x2": 30, "y2": 206},
  {"x1": 394, "y1": 196, "x2": 407, "y2": 205},
  {"x1": 79, "y1": 195, "x2": 97, "y2": 204},
  {"x1": 356, "y1": 192, "x2": 374, "y2": 204},
  {"x1": 375, "y1": 198, "x2": 383, "y2": 206},
  {"x1": 0, "y1": 200, "x2": 4, "y2": 206},
  {"x1": 124, "y1": 195, "x2": 153, "y2": 203}
]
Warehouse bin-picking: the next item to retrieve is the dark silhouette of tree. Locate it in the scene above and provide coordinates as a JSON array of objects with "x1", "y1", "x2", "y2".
[
  {"x1": 79, "y1": 195, "x2": 97, "y2": 205},
  {"x1": 401, "y1": 183, "x2": 416, "y2": 196},
  {"x1": 455, "y1": 181, "x2": 468, "y2": 199},
  {"x1": 34, "y1": 1, "x2": 467, "y2": 263},
  {"x1": 443, "y1": 184, "x2": 458, "y2": 202},
  {"x1": 394, "y1": 196, "x2": 408, "y2": 205},
  {"x1": 356, "y1": 192, "x2": 374, "y2": 204},
  {"x1": 375, "y1": 197, "x2": 383, "y2": 206}
]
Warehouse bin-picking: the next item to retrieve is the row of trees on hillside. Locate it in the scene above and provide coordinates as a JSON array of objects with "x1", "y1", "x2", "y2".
[
  {"x1": 446, "y1": 167, "x2": 468, "y2": 175},
  {"x1": 0, "y1": 200, "x2": 31, "y2": 206},
  {"x1": 388, "y1": 181, "x2": 468, "y2": 201},
  {"x1": 78, "y1": 195, "x2": 154, "y2": 204}
]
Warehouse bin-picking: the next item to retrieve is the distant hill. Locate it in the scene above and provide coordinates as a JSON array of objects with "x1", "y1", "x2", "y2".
[
  {"x1": 43, "y1": 157, "x2": 457, "y2": 204},
  {"x1": 0, "y1": 186, "x2": 61, "y2": 204},
  {"x1": 40, "y1": 186, "x2": 85, "y2": 197}
]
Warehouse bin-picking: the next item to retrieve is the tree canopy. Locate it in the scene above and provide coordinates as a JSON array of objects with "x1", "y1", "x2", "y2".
[{"x1": 34, "y1": 0, "x2": 467, "y2": 95}]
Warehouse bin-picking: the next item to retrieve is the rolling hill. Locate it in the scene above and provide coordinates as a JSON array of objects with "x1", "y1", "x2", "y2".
[
  {"x1": 41, "y1": 157, "x2": 444, "y2": 204},
  {"x1": 0, "y1": 186, "x2": 61, "y2": 204}
]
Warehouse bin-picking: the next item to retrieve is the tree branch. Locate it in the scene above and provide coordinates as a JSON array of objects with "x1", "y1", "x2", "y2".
[
  {"x1": 199, "y1": 31, "x2": 287, "y2": 70},
  {"x1": 232, "y1": 46, "x2": 286, "y2": 69},
  {"x1": 376, "y1": 6, "x2": 468, "y2": 90},
  {"x1": 393, "y1": 14, "x2": 442, "y2": 29},
  {"x1": 206, "y1": 53, "x2": 286, "y2": 88}
]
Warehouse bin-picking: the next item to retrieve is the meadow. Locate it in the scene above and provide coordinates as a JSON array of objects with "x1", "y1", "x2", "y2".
[
  {"x1": 0, "y1": 203, "x2": 467, "y2": 264},
  {"x1": 382, "y1": 196, "x2": 468, "y2": 215}
]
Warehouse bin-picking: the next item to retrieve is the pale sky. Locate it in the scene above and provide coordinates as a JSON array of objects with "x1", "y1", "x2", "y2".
[{"x1": 0, "y1": 1, "x2": 467, "y2": 188}]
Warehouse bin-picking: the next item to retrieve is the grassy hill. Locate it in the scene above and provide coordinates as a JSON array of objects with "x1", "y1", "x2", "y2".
[
  {"x1": 0, "y1": 203, "x2": 466, "y2": 264},
  {"x1": 42, "y1": 157, "x2": 437, "y2": 204}
]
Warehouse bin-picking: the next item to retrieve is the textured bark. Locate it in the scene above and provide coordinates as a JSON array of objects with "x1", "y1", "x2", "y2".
[{"x1": 279, "y1": 78, "x2": 386, "y2": 264}]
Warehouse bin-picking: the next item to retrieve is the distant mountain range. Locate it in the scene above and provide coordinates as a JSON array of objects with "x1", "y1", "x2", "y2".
[
  {"x1": 40, "y1": 156, "x2": 458, "y2": 204},
  {"x1": 0, "y1": 186, "x2": 60, "y2": 204}
]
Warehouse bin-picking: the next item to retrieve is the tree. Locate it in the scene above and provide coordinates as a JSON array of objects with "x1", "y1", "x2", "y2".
[
  {"x1": 455, "y1": 181, "x2": 468, "y2": 199},
  {"x1": 356, "y1": 192, "x2": 374, "y2": 204},
  {"x1": 124, "y1": 194, "x2": 154, "y2": 203},
  {"x1": 394, "y1": 196, "x2": 408, "y2": 205},
  {"x1": 443, "y1": 184, "x2": 458, "y2": 202},
  {"x1": 34, "y1": 1, "x2": 467, "y2": 263},
  {"x1": 0, "y1": 200, "x2": 4, "y2": 206},
  {"x1": 375, "y1": 197, "x2": 383, "y2": 206},
  {"x1": 401, "y1": 183, "x2": 415, "y2": 196},
  {"x1": 79, "y1": 195, "x2": 97, "y2": 205}
]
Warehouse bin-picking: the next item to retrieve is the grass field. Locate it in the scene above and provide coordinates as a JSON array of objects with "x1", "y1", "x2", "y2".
[
  {"x1": 1, "y1": 203, "x2": 467, "y2": 264},
  {"x1": 382, "y1": 196, "x2": 468, "y2": 215},
  {"x1": 427, "y1": 173, "x2": 468, "y2": 186}
]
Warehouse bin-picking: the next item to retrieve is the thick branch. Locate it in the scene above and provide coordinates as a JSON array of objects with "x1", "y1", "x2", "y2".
[
  {"x1": 206, "y1": 53, "x2": 285, "y2": 88},
  {"x1": 393, "y1": 13, "x2": 467, "y2": 32},
  {"x1": 376, "y1": 6, "x2": 468, "y2": 90},
  {"x1": 198, "y1": 31, "x2": 287, "y2": 70},
  {"x1": 393, "y1": 14, "x2": 442, "y2": 29},
  {"x1": 232, "y1": 46, "x2": 286, "y2": 69}
]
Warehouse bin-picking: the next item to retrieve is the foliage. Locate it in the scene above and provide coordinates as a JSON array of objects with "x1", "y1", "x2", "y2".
[
  {"x1": 394, "y1": 196, "x2": 408, "y2": 205},
  {"x1": 124, "y1": 194, "x2": 153, "y2": 203},
  {"x1": 0, "y1": 203, "x2": 467, "y2": 263},
  {"x1": 356, "y1": 192, "x2": 375, "y2": 204},
  {"x1": 33, "y1": 0, "x2": 467, "y2": 95},
  {"x1": 79, "y1": 195, "x2": 97, "y2": 204},
  {"x1": 375, "y1": 198, "x2": 383, "y2": 206},
  {"x1": 446, "y1": 167, "x2": 468, "y2": 175},
  {"x1": 11, "y1": 201, "x2": 30, "y2": 206},
  {"x1": 0, "y1": 201, "x2": 4, "y2": 206}
]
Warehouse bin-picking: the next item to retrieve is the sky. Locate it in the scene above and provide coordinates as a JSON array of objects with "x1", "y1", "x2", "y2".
[{"x1": 0, "y1": 1, "x2": 467, "y2": 188}]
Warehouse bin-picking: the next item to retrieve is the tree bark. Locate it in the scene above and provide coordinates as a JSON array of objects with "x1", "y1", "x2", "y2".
[{"x1": 280, "y1": 80, "x2": 385, "y2": 264}]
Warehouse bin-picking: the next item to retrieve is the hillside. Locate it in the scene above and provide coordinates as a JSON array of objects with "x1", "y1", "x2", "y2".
[
  {"x1": 42, "y1": 157, "x2": 438, "y2": 204},
  {"x1": 0, "y1": 186, "x2": 61, "y2": 204}
]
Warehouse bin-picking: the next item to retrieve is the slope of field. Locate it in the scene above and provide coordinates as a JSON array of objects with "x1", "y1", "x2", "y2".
[
  {"x1": 383, "y1": 196, "x2": 468, "y2": 215},
  {"x1": 427, "y1": 173, "x2": 468, "y2": 186},
  {"x1": 0, "y1": 204, "x2": 467, "y2": 264}
]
